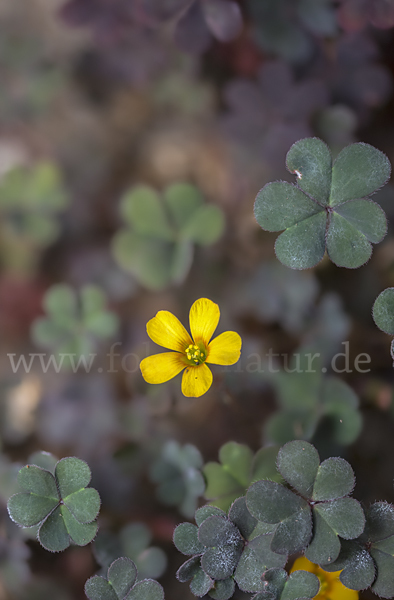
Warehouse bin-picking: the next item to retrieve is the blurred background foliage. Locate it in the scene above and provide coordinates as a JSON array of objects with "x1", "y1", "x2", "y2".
[{"x1": 1, "y1": 0, "x2": 394, "y2": 598}]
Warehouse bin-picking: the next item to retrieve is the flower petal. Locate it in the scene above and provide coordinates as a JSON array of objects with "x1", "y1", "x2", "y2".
[
  {"x1": 329, "y1": 578, "x2": 359, "y2": 600},
  {"x1": 147, "y1": 310, "x2": 192, "y2": 352},
  {"x1": 189, "y1": 298, "x2": 220, "y2": 346},
  {"x1": 140, "y1": 352, "x2": 185, "y2": 384},
  {"x1": 206, "y1": 331, "x2": 242, "y2": 365},
  {"x1": 181, "y1": 363, "x2": 213, "y2": 397},
  {"x1": 290, "y1": 557, "x2": 317, "y2": 574}
]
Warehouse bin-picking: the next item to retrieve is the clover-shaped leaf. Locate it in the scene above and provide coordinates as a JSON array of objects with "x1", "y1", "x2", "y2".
[
  {"x1": 8, "y1": 457, "x2": 100, "y2": 552},
  {"x1": 150, "y1": 440, "x2": 205, "y2": 518},
  {"x1": 94, "y1": 523, "x2": 167, "y2": 581},
  {"x1": 265, "y1": 358, "x2": 362, "y2": 447},
  {"x1": 252, "y1": 567, "x2": 320, "y2": 600},
  {"x1": 198, "y1": 516, "x2": 244, "y2": 579},
  {"x1": 112, "y1": 184, "x2": 224, "y2": 291},
  {"x1": 323, "y1": 502, "x2": 394, "y2": 595},
  {"x1": 31, "y1": 283, "x2": 119, "y2": 369},
  {"x1": 234, "y1": 533, "x2": 287, "y2": 592},
  {"x1": 0, "y1": 161, "x2": 69, "y2": 273},
  {"x1": 85, "y1": 557, "x2": 164, "y2": 600},
  {"x1": 174, "y1": 497, "x2": 285, "y2": 597},
  {"x1": 247, "y1": 480, "x2": 312, "y2": 555},
  {"x1": 321, "y1": 539, "x2": 375, "y2": 592},
  {"x1": 246, "y1": 441, "x2": 364, "y2": 564},
  {"x1": 254, "y1": 138, "x2": 390, "y2": 269},
  {"x1": 373, "y1": 288, "x2": 394, "y2": 362},
  {"x1": 203, "y1": 442, "x2": 282, "y2": 511}
]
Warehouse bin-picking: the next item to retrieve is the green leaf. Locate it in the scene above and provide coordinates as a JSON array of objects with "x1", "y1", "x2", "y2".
[
  {"x1": 234, "y1": 534, "x2": 287, "y2": 592},
  {"x1": 277, "y1": 440, "x2": 319, "y2": 499},
  {"x1": 108, "y1": 557, "x2": 137, "y2": 598},
  {"x1": 312, "y1": 458, "x2": 354, "y2": 501},
  {"x1": 173, "y1": 523, "x2": 204, "y2": 555},
  {"x1": 315, "y1": 498, "x2": 365, "y2": 539},
  {"x1": 112, "y1": 232, "x2": 173, "y2": 291},
  {"x1": 322, "y1": 539, "x2": 375, "y2": 590},
  {"x1": 326, "y1": 212, "x2": 372, "y2": 268},
  {"x1": 219, "y1": 443, "x2": 253, "y2": 487},
  {"x1": 189, "y1": 566, "x2": 214, "y2": 596},
  {"x1": 286, "y1": 137, "x2": 332, "y2": 206},
  {"x1": 170, "y1": 239, "x2": 194, "y2": 284},
  {"x1": 373, "y1": 288, "x2": 394, "y2": 335},
  {"x1": 195, "y1": 506, "x2": 226, "y2": 527},
  {"x1": 281, "y1": 570, "x2": 320, "y2": 600},
  {"x1": 254, "y1": 182, "x2": 323, "y2": 232},
  {"x1": 127, "y1": 579, "x2": 164, "y2": 600},
  {"x1": 38, "y1": 506, "x2": 70, "y2": 552},
  {"x1": 120, "y1": 523, "x2": 152, "y2": 558},
  {"x1": 260, "y1": 567, "x2": 287, "y2": 598},
  {"x1": 63, "y1": 488, "x2": 101, "y2": 523},
  {"x1": 275, "y1": 211, "x2": 326, "y2": 270},
  {"x1": 198, "y1": 516, "x2": 242, "y2": 547},
  {"x1": 85, "y1": 311, "x2": 119, "y2": 338},
  {"x1": 228, "y1": 496, "x2": 257, "y2": 540},
  {"x1": 181, "y1": 205, "x2": 225, "y2": 245},
  {"x1": 370, "y1": 548, "x2": 394, "y2": 598},
  {"x1": 270, "y1": 504, "x2": 312, "y2": 555},
  {"x1": 176, "y1": 556, "x2": 200, "y2": 583},
  {"x1": 203, "y1": 463, "x2": 242, "y2": 509},
  {"x1": 17, "y1": 465, "x2": 58, "y2": 498},
  {"x1": 246, "y1": 480, "x2": 307, "y2": 524},
  {"x1": 330, "y1": 143, "x2": 391, "y2": 206},
  {"x1": 208, "y1": 577, "x2": 235, "y2": 600},
  {"x1": 363, "y1": 502, "x2": 394, "y2": 541},
  {"x1": 28, "y1": 451, "x2": 58, "y2": 473},
  {"x1": 120, "y1": 186, "x2": 173, "y2": 241},
  {"x1": 265, "y1": 411, "x2": 318, "y2": 445},
  {"x1": 85, "y1": 576, "x2": 118, "y2": 600},
  {"x1": 164, "y1": 183, "x2": 203, "y2": 229},
  {"x1": 203, "y1": 443, "x2": 254, "y2": 510},
  {"x1": 252, "y1": 446, "x2": 282, "y2": 483},
  {"x1": 81, "y1": 285, "x2": 107, "y2": 314},
  {"x1": 44, "y1": 284, "x2": 77, "y2": 318},
  {"x1": 60, "y1": 505, "x2": 98, "y2": 546},
  {"x1": 321, "y1": 377, "x2": 362, "y2": 445},
  {"x1": 246, "y1": 481, "x2": 312, "y2": 554},
  {"x1": 8, "y1": 492, "x2": 58, "y2": 527},
  {"x1": 334, "y1": 199, "x2": 387, "y2": 243},
  {"x1": 201, "y1": 544, "x2": 243, "y2": 580},
  {"x1": 275, "y1": 366, "x2": 320, "y2": 411},
  {"x1": 55, "y1": 457, "x2": 91, "y2": 498},
  {"x1": 304, "y1": 509, "x2": 341, "y2": 565},
  {"x1": 134, "y1": 547, "x2": 167, "y2": 581}
]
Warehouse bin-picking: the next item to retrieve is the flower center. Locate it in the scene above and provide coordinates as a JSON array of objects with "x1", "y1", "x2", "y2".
[{"x1": 185, "y1": 343, "x2": 207, "y2": 366}]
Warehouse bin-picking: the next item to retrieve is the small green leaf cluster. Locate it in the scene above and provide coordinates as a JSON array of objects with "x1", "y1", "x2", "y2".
[
  {"x1": 94, "y1": 523, "x2": 167, "y2": 580},
  {"x1": 174, "y1": 440, "x2": 394, "y2": 599},
  {"x1": 112, "y1": 183, "x2": 225, "y2": 290},
  {"x1": 174, "y1": 500, "x2": 286, "y2": 598},
  {"x1": 254, "y1": 138, "x2": 391, "y2": 270},
  {"x1": 203, "y1": 442, "x2": 281, "y2": 511},
  {"x1": 264, "y1": 354, "x2": 362, "y2": 446},
  {"x1": 373, "y1": 288, "x2": 394, "y2": 361},
  {"x1": 149, "y1": 440, "x2": 205, "y2": 518},
  {"x1": 7, "y1": 456, "x2": 100, "y2": 552},
  {"x1": 85, "y1": 556, "x2": 164, "y2": 600},
  {"x1": 0, "y1": 161, "x2": 68, "y2": 272},
  {"x1": 31, "y1": 283, "x2": 119, "y2": 368}
]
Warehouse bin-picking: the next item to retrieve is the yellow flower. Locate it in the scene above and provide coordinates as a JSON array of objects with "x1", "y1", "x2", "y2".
[
  {"x1": 290, "y1": 557, "x2": 359, "y2": 600},
  {"x1": 140, "y1": 298, "x2": 242, "y2": 398}
]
